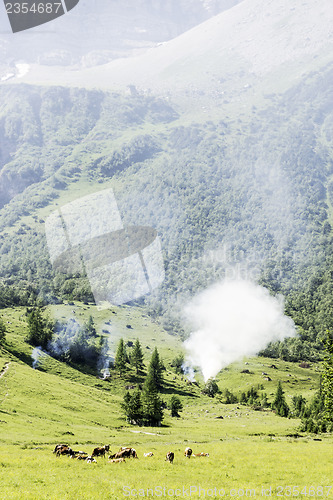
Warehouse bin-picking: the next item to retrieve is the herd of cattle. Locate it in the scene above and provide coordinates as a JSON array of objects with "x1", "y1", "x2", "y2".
[{"x1": 53, "y1": 444, "x2": 209, "y2": 464}]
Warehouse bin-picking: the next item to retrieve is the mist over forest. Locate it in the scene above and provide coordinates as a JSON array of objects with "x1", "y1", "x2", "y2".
[{"x1": 1, "y1": 0, "x2": 333, "y2": 367}]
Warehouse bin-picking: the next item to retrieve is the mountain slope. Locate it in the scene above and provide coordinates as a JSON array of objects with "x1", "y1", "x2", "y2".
[
  {"x1": 14, "y1": 0, "x2": 333, "y2": 97},
  {"x1": 0, "y1": 0, "x2": 244, "y2": 71},
  {"x1": 1, "y1": 59, "x2": 333, "y2": 357}
]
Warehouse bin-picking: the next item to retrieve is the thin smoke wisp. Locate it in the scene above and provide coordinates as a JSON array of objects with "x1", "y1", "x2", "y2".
[
  {"x1": 183, "y1": 279, "x2": 296, "y2": 381},
  {"x1": 31, "y1": 346, "x2": 47, "y2": 369}
]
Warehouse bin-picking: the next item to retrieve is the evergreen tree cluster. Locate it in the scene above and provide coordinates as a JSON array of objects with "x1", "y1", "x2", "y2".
[{"x1": 121, "y1": 344, "x2": 165, "y2": 426}]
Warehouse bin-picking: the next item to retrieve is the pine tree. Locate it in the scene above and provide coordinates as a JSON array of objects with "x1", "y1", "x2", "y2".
[
  {"x1": 148, "y1": 347, "x2": 163, "y2": 389},
  {"x1": 131, "y1": 339, "x2": 144, "y2": 374},
  {"x1": 291, "y1": 395, "x2": 307, "y2": 418},
  {"x1": 272, "y1": 381, "x2": 290, "y2": 417},
  {"x1": 26, "y1": 307, "x2": 52, "y2": 349},
  {"x1": 122, "y1": 389, "x2": 143, "y2": 425},
  {"x1": 84, "y1": 315, "x2": 97, "y2": 337},
  {"x1": 0, "y1": 318, "x2": 6, "y2": 344},
  {"x1": 141, "y1": 371, "x2": 164, "y2": 426},
  {"x1": 322, "y1": 331, "x2": 333, "y2": 422},
  {"x1": 115, "y1": 338, "x2": 127, "y2": 374}
]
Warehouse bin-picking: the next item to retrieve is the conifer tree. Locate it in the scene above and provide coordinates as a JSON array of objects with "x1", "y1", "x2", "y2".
[
  {"x1": 84, "y1": 315, "x2": 97, "y2": 337},
  {"x1": 141, "y1": 371, "x2": 164, "y2": 426},
  {"x1": 272, "y1": 381, "x2": 290, "y2": 417},
  {"x1": 26, "y1": 307, "x2": 52, "y2": 349},
  {"x1": 122, "y1": 389, "x2": 143, "y2": 425},
  {"x1": 148, "y1": 347, "x2": 163, "y2": 389},
  {"x1": 115, "y1": 338, "x2": 127, "y2": 374},
  {"x1": 131, "y1": 338, "x2": 144, "y2": 374}
]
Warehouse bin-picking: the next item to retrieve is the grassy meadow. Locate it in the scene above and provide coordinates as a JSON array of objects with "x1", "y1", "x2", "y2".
[{"x1": 0, "y1": 305, "x2": 332, "y2": 499}]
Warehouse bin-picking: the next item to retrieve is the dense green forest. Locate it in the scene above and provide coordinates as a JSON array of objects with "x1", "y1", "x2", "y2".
[{"x1": 1, "y1": 63, "x2": 333, "y2": 362}]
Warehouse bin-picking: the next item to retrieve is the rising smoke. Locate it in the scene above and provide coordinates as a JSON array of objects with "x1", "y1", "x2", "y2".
[
  {"x1": 183, "y1": 279, "x2": 296, "y2": 381},
  {"x1": 31, "y1": 346, "x2": 47, "y2": 369},
  {"x1": 48, "y1": 318, "x2": 113, "y2": 375}
]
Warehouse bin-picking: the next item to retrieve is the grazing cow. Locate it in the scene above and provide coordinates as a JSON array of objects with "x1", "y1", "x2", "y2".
[
  {"x1": 92, "y1": 445, "x2": 110, "y2": 457},
  {"x1": 166, "y1": 451, "x2": 174, "y2": 464},
  {"x1": 110, "y1": 447, "x2": 137, "y2": 460},
  {"x1": 184, "y1": 447, "x2": 192, "y2": 458},
  {"x1": 108, "y1": 458, "x2": 126, "y2": 463},
  {"x1": 53, "y1": 444, "x2": 68, "y2": 454},
  {"x1": 56, "y1": 446, "x2": 75, "y2": 457},
  {"x1": 119, "y1": 447, "x2": 138, "y2": 458},
  {"x1": 193, "y1": 452, "x2": 209, "y2": 457},
  {"x1": 143, "y1": 452, "x2": 154, "y2": 457}
]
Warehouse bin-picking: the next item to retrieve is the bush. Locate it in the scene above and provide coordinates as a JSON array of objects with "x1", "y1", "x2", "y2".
[
  {"x1": 202, "y1": 379, "x2": 220, "y2": 398},
  {"x1": 222, "y1": 389, "x2": 238, "y2": 404},
  {"x1": 171, "y1": 354, "x2": 185, "y2": 374},
  {"x1": 169, "y1": 395, "x2": 183, "y2": 417}
]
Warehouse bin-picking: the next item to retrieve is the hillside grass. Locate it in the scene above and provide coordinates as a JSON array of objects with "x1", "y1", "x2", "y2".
[{"x1": 0, "y1": 305, "x2": 332, "y2": 499}]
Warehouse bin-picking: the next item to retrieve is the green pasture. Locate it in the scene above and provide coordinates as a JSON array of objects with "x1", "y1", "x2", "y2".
[{"x1": 0, "y1": 306, "x2": 332, "y2": 499}]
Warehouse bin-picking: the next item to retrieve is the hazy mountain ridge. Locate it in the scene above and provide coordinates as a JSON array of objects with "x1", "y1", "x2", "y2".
[
  {"x1": 12, "y1": 0, "x2": 333, "y2": 99},
  {"x1": 0, "y1": 0, "x2": 243, "y2": 73}
]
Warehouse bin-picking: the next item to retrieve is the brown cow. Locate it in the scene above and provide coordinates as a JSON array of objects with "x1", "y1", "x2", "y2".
[
  {"x1": 111, "y1": 447, "x2": 137, "y2": 459},
  {"x1": 184, "y1": 447, "x2": 192, "y2": 458},
  {"x1": 53, "y1": 444, "x2": 69, "y2": 454},
  {"x1": 166, "y1": 451, "x2": 174, "y2": 463},
  {"x1": 109, "y1": 450, "x2": 128, "y2": 460},
  {"x1": 56, "y1": 446, "x2": 75, "y2": 457},
  {"x1": 193, "y1": 452, "x2": 209, "y2": 457},
  {"x1": 120, "y1": 447, "x2": 138, "y2": 458},
  {"x1": 92, "y1": 445, "x2": 110, "y2": 457}
]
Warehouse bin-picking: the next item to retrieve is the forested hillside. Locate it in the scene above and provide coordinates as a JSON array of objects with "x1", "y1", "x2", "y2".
[{"x1": 1, "y1": 60, "x2": 333, "y2": 361}]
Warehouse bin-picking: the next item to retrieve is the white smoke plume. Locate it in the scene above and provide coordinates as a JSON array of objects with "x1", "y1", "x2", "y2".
[
  {"x1": 97, "y1": 334, "x2": 112, "y2": 378},
  {"x1": 183, "y1": 279, "x2": 296, "y2": 381},
  {"x1": 181, "y1": 363, "x2": 196, "y2": 382},
  {"x1": 31, "y1": 346, "x2": 47, "y2": 369},
  {"x1": 48, "y1": 319, "x2": 81, "y2": 359}
]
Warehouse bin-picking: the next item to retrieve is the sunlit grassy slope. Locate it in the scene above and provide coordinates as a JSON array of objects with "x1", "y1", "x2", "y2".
[{"x1": 0, "y1": 305, "x2": 332, "y2": 499}]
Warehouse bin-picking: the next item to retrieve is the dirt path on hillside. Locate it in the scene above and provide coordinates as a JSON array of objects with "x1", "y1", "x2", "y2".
[{"x1": 0, "y1": 362, "x2": 10, "y2": 379}]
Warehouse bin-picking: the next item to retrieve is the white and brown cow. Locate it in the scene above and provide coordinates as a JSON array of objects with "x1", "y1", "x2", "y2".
[
  {"x1": 166, "y1": 451, "x2": 174, "y2": 463},
  {"x1": 92, "y1": 445, "x2": 110, "y2": 458}
]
